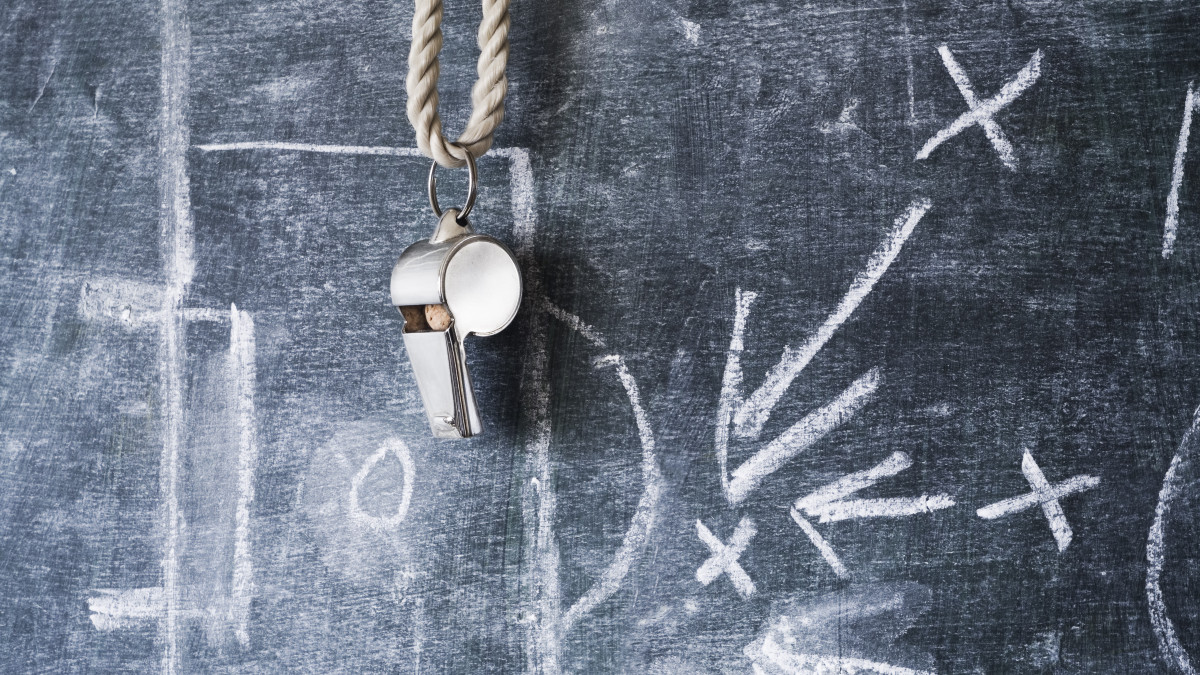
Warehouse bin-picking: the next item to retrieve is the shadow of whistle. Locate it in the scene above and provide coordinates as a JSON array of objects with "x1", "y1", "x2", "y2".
[{"x1": 391, "y1": 209, "x2": 523, "y2": 439}]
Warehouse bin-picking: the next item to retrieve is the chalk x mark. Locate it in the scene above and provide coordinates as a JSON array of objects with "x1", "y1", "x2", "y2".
[
  {"x1": 916, "y1": 45, "x2": 1042, "y2": 170},
  {"x1": 1147, "y1": 406, "x2": 1200, "y2": 674},
  {"x1": 728, "y1": 198, "x2": 931, "y2": 443},
  {"x1": 1163, "y1": 81, "x2": 1198, "y2": 259},
  {"x1": 696, "y1": 517, "x2": 757, "y2": 599},
  {"x1": 976, "y1": 450, "x2": 1099, "y2": 552}
]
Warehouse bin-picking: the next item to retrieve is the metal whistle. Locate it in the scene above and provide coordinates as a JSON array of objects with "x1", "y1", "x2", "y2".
[{"x1": 392, "y1": 154, "x2": 521, "y2": 439}]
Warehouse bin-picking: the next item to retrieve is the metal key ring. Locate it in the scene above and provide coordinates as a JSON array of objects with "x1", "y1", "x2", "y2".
[{"x1": 428, "y1": 146, "x2": 477, "y2": 222}]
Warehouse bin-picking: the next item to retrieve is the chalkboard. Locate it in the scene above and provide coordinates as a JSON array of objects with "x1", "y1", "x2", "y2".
[{"x1": 3, "y1": 0, "x2": 1200, "y2": 672}]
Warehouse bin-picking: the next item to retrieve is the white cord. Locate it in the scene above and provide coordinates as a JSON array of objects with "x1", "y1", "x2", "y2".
[{"x1": 406, "y1": 0, "x2": 511, "y2": 168}]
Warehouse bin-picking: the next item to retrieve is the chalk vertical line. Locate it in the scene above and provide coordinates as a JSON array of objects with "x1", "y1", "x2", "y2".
[
  {"x1": 727, "y1": 368, "x2": 881, "y2": 505},
  {"x1": 507, "y1": 151, "x2": 562, "y2": 674},
  {"x1": 1163, "y1": 81, "x2": 1196, "y2": 259},
  {"x1": 901, "y1": 0, "x2": 917, "y2": 130},
  {"x1": 158, "y1": 0, "x2": 193, "y2": 669},
  {"x1": 790, "y1": 507, "x2": 849, "y2": 579},
  {"x1": 1148, "y1": 409, "x2": 1200, "y2": 675},
  {"x1": 716, "y1": 289, "x2": 758, "y2": 499},
  {"x1": 732, "y1": 199, "x2": 930, "y2": 440},
  {"x1": 561, "y1": 355, "x2": 663, "y2": 632},
  {"x1": 229, "y1": 306, "x2": 256, "y2": 647}
]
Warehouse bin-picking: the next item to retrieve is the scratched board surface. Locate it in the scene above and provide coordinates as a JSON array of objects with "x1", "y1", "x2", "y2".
[{"x1": 3, "y1": 0, "x2": 1200, "y2": 672}]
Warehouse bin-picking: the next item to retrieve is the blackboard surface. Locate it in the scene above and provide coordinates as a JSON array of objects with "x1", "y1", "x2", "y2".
[{"x1": 3, "y1": 0, "x2": 1200, "y2": 672}]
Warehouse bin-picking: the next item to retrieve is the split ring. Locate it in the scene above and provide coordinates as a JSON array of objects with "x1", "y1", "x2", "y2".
[{"x1": 427, "y1": 146, "x2": 478, "y2": 222}]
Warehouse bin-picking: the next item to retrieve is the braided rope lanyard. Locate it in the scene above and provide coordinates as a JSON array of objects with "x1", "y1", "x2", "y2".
[{"x1": 406, "y1": 0, "x2": 511, "y2": 170}]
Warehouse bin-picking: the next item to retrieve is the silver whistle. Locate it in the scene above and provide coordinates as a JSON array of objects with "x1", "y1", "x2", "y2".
[{"x1": 392, "y1": 155, "x2": 522, "y2": 438}]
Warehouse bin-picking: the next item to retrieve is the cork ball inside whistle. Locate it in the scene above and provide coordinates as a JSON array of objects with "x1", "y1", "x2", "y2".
[{"x1": 425, "y1": 304, "x2": 452, "y2": 331}]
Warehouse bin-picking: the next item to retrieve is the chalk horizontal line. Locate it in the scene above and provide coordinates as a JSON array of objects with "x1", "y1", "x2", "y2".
[
  {"x1": 976, "y1": 474, "x2": 1100, "y2": 519},
  {"x1": 194, "y1": 141, "x2": 521, "y2": 159}
]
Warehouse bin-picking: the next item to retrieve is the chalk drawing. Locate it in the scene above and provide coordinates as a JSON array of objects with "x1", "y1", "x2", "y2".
[
  {"x1": 917, "y1": 46, "x2": 1043, "y2": 170},
  {"x1": 229, "y1": 305, "x2": 257, "y2": 647},
  {"x1": 80, "y1": 282, "x2": 259, "y2": 650},
  {"x1": 1163, "y1": 81, "x2": 1198, "y2": 259},
  {"x1": 794, "y1": 451, "x2": 955, "y2": 524},
  {"x1": 561, "y1": 353, "x2": 664, "y2": 632},
  {"x1": 745, "y1": 581, "x2": 935, "y2": 674},
  {"x1": 727, "y1": 368, "x2": 881, "y2": 505},
  {"x1": 347, "y1": 437, "x2": 416, "y2": 530},
  {"x1": 789, "y1": 507, "x2": 849, "y2": 579},
  {"x1": 87, "y1": 587, "x2": 165, "y2": 631},
  {"x1": 158, "y1": 0, "x2": 193, "y2": 667},
  {"x1": 976, "y1": 449, "x2": 1099, "y2": 552},
  {"x1": 696, "y1": 517, "x2": 758, "y2": 599},
  {"x1": 1147, "y1": 406, "x2": 1200, "y2": 674},
  {"x1": 790, "y1": 452, "x2": 953, "y2": 577},
  {"x1": 727, "y1": 198, "x2": 931, "y2": 443}
]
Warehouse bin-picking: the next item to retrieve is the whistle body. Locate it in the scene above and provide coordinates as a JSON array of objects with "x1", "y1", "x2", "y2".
[{"x1": 391, "y1": 209, "x2": 522, "y2": 438}]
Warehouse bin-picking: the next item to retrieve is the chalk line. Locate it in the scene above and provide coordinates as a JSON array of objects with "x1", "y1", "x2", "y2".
[
  {"x1": 561, "y1": 354, "x2": 663, "y2": 631},
  {"x1": 754, "y1": 633, "x2": 934, "y2": 675},
  {"x1": 88, "y1": 587, "x2": 165, "y2": 631},
  {"x1": 195, "y1": 140, "x2": 527, "y2": 162},
  {"x1": 794, "y1": 451, "x2": 911, "y2": 512},
  {"x1": 731, "y1": 199, "x2": 930, "y2": 440},
  {"x1": 347, "y1": 437, "x2": 416, "y2": 531},
  {"x1": 916, "y1": 47, "x2": 1042, "y2": 168},
  {"x1": 542, "y1": 298, "x2": 607, "y2": 349},
  {"x1": 1147, "y1": 407, "x2": 1200, "y2": 674},
  {"x1": 810, "y1": 495, "x2": 956, "y2": 523},
  {"x1": 696, "y1": 517, "x2": 757, "y2": 598},
  {"x1": 975, "y1": 473, "x2": 1099, "y2": 519},
  {"x1": 902, "y1": 0, "x2": 916, "y2": 128},
  {"x1": 1163, "y1": 81, "x2": 1196, "y2": 259},
  {"x1": 789, "y1": 507, "x2": 849, "y2": 579},
  {"x1": 716, "y1": 289, "x2": 759, "y2": 499},
  {"x1": 158, "y1": 0, "x2": 192, "y2": 667},
  {"x1": 727, "y1": 368, "x2": 881, "y2": 505},
  {"x1": 229, "y1": 305, "x2": 257, "y2": 647}
]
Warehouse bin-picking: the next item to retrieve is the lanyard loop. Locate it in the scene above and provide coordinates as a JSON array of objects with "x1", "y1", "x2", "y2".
[{"x1": 406, "y1": 0, "x2": 511, "y2": 168}]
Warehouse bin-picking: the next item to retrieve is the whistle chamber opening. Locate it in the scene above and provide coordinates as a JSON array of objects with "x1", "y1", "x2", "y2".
[{"x1": 399, "y1": 304, "x2": 453, "y2": 333}]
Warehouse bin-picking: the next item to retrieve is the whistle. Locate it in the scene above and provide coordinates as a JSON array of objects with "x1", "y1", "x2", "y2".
[{"x1": 391, "y1": 208, "x2": 522, "y2": 438}]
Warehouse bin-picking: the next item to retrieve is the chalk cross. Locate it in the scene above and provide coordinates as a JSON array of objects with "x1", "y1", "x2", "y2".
[
  {"x1": 696, "y1": 517, "x2": 757, "y2": 599},
  {"x1": 976, "y1": 450, "x2": 1100, "y2": 552},
  {"x1": 917, "y1": 45, "x2": 1043, "y2": 170}
]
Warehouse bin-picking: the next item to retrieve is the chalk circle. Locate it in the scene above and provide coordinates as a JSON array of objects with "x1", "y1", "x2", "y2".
[
  {"x1": 348, "y1": 437, "x2": 416, "y2": 530},
  {"x1": 1148, "y1": 411, "x2": 1200, "y2": 675}
]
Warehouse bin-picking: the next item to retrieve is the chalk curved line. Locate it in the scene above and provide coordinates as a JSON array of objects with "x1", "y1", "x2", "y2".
[
  {"x1": 1147, "y1": 408, "x2": 1200, "y2": 674},
  {"x1": 544, "y1": 307, "x2": 665, "y2": 638},
  {"x1": 348, "y1": 438, "x2": 416, "y2": 530}
]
